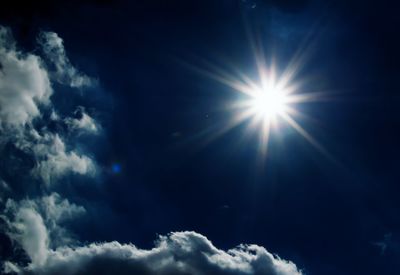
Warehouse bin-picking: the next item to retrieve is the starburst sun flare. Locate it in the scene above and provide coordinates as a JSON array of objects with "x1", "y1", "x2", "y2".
[
  {"x1": 200, "y1": 53, "x2": 329, "y2": 159},
  {"x1": 245, "y1": 77, "x2": 290, "y2": 121}
]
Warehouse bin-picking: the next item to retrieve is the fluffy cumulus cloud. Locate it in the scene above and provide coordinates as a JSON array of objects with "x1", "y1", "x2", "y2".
[
  {"x1": 0, "y1": 25, "x2": 303, "y2": 275},
  {"x1": 0, "y1": 26, "x2": 52, "y2": 127},
  {"x1": 4, "y1": 230, "x2": 302, "y2": 275}
]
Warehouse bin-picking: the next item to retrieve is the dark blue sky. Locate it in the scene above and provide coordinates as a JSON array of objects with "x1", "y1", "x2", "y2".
[{"x1": 1, "y1": 1, "x2": 400, "y2": 274}]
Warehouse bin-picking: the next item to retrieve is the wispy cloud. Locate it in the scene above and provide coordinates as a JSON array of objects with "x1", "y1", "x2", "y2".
[
  {"x1": 28, "y1": 132, "x2": 96, "y2": 185},
  {"x1": 37, "y1": 31, "x2": 96, "y2": 88}
]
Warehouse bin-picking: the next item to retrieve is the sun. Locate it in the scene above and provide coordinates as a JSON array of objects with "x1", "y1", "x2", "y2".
[
  {"x1": 191, "y1": 40, "x2": 331, "y2": 159},
  {"x1": 194, "y1": 56, "x2": 331, "y2": 159},
  {"x1": 248, "y1": 85, "x2": 289, "y2": 121}
]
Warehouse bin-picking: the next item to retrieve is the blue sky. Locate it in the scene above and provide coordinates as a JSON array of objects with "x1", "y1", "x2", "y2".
[{"x1": 1, "y1": 1, "x2": 400, "y2": 274}]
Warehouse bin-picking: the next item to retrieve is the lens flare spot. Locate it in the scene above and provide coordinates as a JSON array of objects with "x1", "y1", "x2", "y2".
[{"x1": 112, "y1": 163, "x2": 122, "y2": 174}]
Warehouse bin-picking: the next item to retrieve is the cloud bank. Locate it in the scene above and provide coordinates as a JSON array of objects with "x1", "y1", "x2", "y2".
[
  {"x1": 4, "y1": 231, "x2": 301, "y2": 275},
  {"x1": 0, "y1": 25, "x2": 303, "y2": 275}
]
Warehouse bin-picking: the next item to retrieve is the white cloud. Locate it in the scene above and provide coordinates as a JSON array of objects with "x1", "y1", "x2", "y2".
[
  {"x1": 64, "y1": 107, "x2": 100, "y2": 134},
  {"x1": 40, "y1": 193, "x2": 86, "y2": 224},
  {"x1": 0, "y1": 25, "x2": 98, "y2": 185},
  {"x1": 12, "y1": 121, "x2": 98, "y2": 185},
  {"x1": 27, "y1": 132, "x2": 96, "y2": 185},
  {"x1": 0, "y1": 26, "x2": 52, "y2": 127},
  {"x1": 37, "y1": 31, "x2": 95, "y2": 88},
  {"x1": 3, "y1": 202, "x2": 49, "y2": 267},
  {"x1": 2, "y1": 193, "x2": 85, "y2": 262},
  {"x1": 4, "y1": 230, "x2": 302, "y2": 275},
  {"x1": 0, "y1": 26, "x2": 303, "y2": 275}
]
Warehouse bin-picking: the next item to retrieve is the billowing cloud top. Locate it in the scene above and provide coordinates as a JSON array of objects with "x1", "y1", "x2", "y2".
[
  {"x1": 4, "y1": 230, "x2": 302, "y2": 275},
  {"x1": 0, "y1": 25, "x2": 303, "y2": 275},
  {"x1": 0, "y1": 27, "x2": 52, "y2": 127}
]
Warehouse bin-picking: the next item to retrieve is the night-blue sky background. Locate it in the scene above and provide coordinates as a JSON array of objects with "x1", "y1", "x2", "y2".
[{"x1": 1, "y1": 1, "x2": 400, "y2": 274}]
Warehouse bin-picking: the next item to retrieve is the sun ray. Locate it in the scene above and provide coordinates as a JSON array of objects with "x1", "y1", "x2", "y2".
[
  {"x1": 182, "y1": 32, "x2": 332, "y2": 162},
  {"x1": 188, "y1": 52, "x2": 331, "y2": 159},
  {"x1": 280, "y1": 112, "x2": 335, "y2": 161}
]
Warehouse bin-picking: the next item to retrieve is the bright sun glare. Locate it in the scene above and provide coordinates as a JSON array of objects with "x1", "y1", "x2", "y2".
[
  {"x1": 249, "y1": 86, "x2": 289, "y2": 120},
  {"x1": 198, "y1": 50, "x2": 330, "y2": 158}
]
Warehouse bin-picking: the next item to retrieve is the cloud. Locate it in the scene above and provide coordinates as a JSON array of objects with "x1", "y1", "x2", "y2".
[
  {"x1": 64, "y1": 107, "x2": 100, "y2": 134},
  {"x1": 2, "y1": 127, "x2": 96, "y2": 186},
  {"x1": 0, "y1": 26, "x2": 303, "y2": 275},
  {"x1": 0, "y1": 25, "x2": 98, "y2": 187},
  {"x1": 4, "y1": 230, "x2": 302, "y2": 275},
  {"x1": 0, "y1": 25, "x2": 98, "y2": 272},
  {"x1": 2, "y1": 193, "x2": 85, "y2": 262},
  {"x1": 4, "y1": 206, "x2": 49, "y2": 267},
  {"x1": 28, "y1": 132, "x2": 96, "y2": 185},
  {"x1": 3, "y1": 198, "x2": 303, "y2": 275},
  {"x1": 37, "y1": 31, "x2": 95, "y2": 88},
  {"x1": 0, "y1": 26, "x2": 52, "y2": 127}
]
